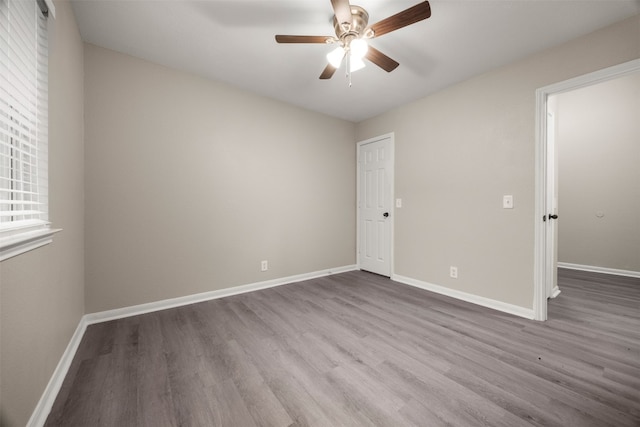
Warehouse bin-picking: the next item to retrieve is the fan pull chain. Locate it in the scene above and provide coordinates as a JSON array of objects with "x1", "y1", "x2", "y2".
[{"x1": 346, "y1": 52, "x2": 353, "y2": 87}]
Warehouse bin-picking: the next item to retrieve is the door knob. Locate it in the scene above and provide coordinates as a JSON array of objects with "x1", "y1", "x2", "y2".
[
  {"x1": 549, "y1": 214, "x2": 558, "y2": 220},
  {"x1": 383, "y1": 212, "x2": 389, "y2": 218}
]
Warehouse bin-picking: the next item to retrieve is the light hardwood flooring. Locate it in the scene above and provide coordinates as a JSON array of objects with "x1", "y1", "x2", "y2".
[{"x1": 45, "y1": 269, "x2": 640, "y2": 426}]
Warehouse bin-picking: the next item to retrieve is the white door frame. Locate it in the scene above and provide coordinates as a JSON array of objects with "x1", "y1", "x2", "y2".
[
  {"x1": 533, "y1": 58, "x2": 640, "y2": 321},
  {"x1": 357, "y1": 132, "x2": 395, "y2": 276}
]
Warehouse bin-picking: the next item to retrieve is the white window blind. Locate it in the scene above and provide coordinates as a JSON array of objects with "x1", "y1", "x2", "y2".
[{"x1": 0, "y1": 0, "x2": 54, "y2": 260}]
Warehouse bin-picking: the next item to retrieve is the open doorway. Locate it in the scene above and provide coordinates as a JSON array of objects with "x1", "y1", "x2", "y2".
[
  {"x1": 534, "y1": 59, "x2": 640, "y2": 321},
  {"x1": 553, "y1": 73, "x2": 640, "y2": 272}
]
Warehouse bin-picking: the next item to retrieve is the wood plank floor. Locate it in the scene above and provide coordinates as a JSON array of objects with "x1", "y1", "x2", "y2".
[{"x1": 45, "y1": 269, "x2": 640, "y2": 426}]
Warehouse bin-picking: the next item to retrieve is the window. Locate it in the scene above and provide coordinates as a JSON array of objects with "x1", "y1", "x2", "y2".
[{"x1": 0, "y1": 0, "x2": 56, "y2": 261}]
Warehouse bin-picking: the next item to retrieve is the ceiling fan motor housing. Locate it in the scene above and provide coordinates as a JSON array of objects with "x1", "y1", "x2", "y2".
[{"x1": 333, "y1": 5, "x2": 370, "y2": 42}]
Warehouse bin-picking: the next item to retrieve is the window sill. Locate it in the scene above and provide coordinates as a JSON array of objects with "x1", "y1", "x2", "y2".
[{"x1": 0, "y1": 228, "x2": 62, "y2": 262}]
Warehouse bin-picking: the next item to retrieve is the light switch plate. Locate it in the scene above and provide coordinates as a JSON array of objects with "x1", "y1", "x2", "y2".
[
  {"x1": 503, "y1": 195, "x2": 514, "y2": 209},
  {"x1": 396, "y1": 198, "x2": 402, "y2": 208}
]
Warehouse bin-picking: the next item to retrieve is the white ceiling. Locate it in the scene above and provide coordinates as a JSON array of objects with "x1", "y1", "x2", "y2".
[{"x1": 71, "y1": 0, "x2": 640, "y2": 122}]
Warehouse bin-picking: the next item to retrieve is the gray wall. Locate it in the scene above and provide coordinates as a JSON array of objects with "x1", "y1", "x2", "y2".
[
  {"x1": 355, "y1": 15, "x2": 640, "y2": 309},
  {"x1": 556, "y1": 72, "x2": 640, "y2": 272},
  {"x1": 0, "y1": 1, "x2": 85, "y2": 425},
  {"x1": 83, "y1": 44, "x2": 357, "y2": 313}
]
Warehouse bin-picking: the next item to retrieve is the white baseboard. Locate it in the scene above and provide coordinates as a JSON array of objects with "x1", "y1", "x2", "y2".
[
  {"x1": 558, "y1": 262, "x2": 640, "y2": 279},
  {"x1": 27, "y1": 317, "x2": 88, "y2": 427},
  {"x1": 551, "y1": 286, "x2": 561, "y2": 298},
  {"x1": 85, "y1": 264, "x2": 358, "y2": 325},
  {"x1": 392, "y1": 274, "x2": 535, "y2": 320},
  {"x1": 28, "y1": 264, "x2": 357, "y2": 426}
]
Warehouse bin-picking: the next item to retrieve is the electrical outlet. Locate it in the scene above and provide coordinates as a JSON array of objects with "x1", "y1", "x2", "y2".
[
  {"x1": 450, "y1": 266, "x2": 458, "y2": 279},
  {"x1": 261, "y1": 260, "x2": 268, "y2": 272}
]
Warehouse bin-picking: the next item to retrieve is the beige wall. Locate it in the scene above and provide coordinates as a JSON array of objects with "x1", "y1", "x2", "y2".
[
  {"x1": 84, "y1": 44, "x2": 356, "y2": 313},
  {"x1": 556, "y1": 72, "x2": 640, "y2": 272},
  {"x1": 0, "y1": 1, "x2": 85, "y2": 426},
  {"x1": 1, "y1": 10, "x2": 638, "y2": 425},
  {"x1": 355, "y1": 15, "x2": 640, "y2": 309}
]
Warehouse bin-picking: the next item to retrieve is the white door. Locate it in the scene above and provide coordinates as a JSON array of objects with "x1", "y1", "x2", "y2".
[
  {"x1": 358, "y1": 135, "x2": 393, "y2": 276},
  {"x1": 545, "y1": 111, "x2": 558, "y2": 298},
  {"x1": 545, "y1": 111, "x2": 559, "y2": 298}
]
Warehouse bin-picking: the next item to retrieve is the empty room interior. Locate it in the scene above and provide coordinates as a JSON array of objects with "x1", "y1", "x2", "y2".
[{"x1": 1, "y1": 0, "x2": 639, "y2": 426}]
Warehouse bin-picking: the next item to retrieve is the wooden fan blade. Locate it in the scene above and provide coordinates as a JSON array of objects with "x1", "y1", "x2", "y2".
[
  {"x1": 319, "y1": 63, "x2": 338, "y2": 79},
  {"x1": 369, "y1": 1, "x2": 431, "y2": 38},
  {"x1": 365, "y1": 46, "x2": 399, "y2": 72},
  {"x1": 275, "y1": 35, "x2": 333, "y2": 43},
  {"x1": 331, "y1": 0, "x2": 353, "y2": 28}
]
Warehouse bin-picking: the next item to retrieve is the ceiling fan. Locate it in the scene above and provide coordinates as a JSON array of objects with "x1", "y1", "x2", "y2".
[{"x1": 275, "y1": 0, "x2": 431, "y2": 82}]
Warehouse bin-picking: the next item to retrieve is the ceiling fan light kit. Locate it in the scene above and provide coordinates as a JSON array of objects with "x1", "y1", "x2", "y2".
[
  {"x1": 275, "y1": 0, "x2": 432, "y2": 85},
  {"x1": 327, "y1": 46, "x2": 346, "y2": 68},
  {"x1": 326, "y1": 38, "x2": 368, "y2": 67},
  {"x1": 350, "y1": 38, "x2": 368, "y2": 58},
  {"x1": 349, "y1": 56, "x2": 366, "y2": 72}
]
